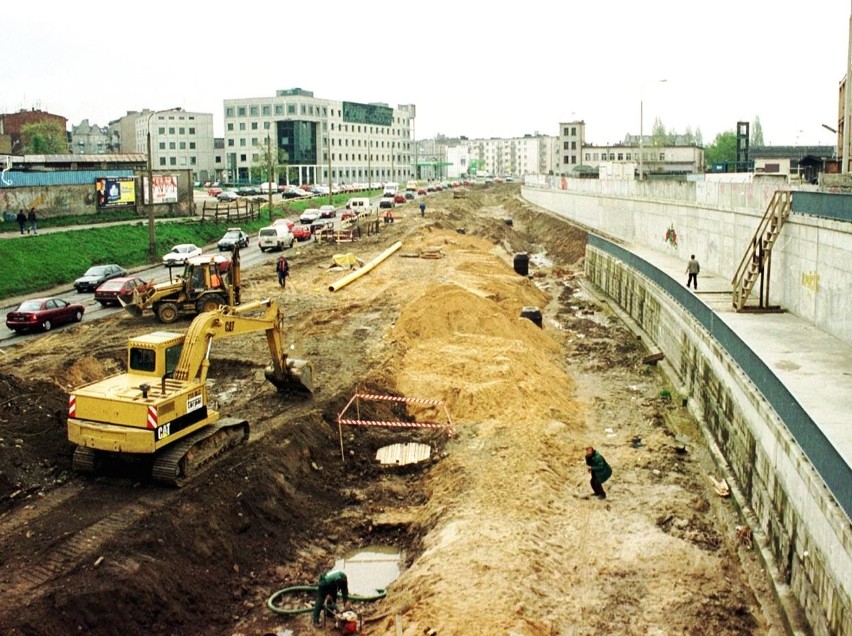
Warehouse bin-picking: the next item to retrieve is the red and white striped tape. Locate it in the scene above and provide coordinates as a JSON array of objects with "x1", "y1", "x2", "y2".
[
  {"x1": 353, "y1": 394, "x2": 444, "y2": 406},
  {"x1": 68, "y1": 395, "x2": 76, "y2": 418},
  {"x1": 340, "y1": 419, "x2": 450, "y2": 429}
]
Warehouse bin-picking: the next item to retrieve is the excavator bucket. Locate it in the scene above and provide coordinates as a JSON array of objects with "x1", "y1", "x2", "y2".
[
  {"x1": 118, "y1": 288, "x2": 145, "y2": 317},
  {"x1": 265, "y1": 357, "x2": 314, "y2": 394}
]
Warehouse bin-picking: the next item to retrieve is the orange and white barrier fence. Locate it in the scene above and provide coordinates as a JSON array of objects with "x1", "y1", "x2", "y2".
[{"x1": 337, "y1": 393, "x2": 454, "y2": 461}]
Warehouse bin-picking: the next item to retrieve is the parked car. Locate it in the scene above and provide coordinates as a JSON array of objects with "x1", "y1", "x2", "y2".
[
  {"x1": 319, "y1": 205, "x2": 337, "y2": 218},
  {"x1": 73, "y1": 264, "x2": 127, "y2": 293},
  {"x1": 217, "y1": 227, "x2": 249, "y2": 251},
  {"x1": 6, "y1": 297, "x2": 85, "y2": 332},
  {"x1": 299, "y1": 209, "x2": 322, "y2": 224},
  {"x1": 217, "y1": 190, "x2": 240, "y2": 202},
  {"x1": 207, "y1": 187, "x2": 223, "y2": 197},
  {"x1": 379, "y1": 197, "x2": 395, "y2": 209},
  {"x1": 404, "y1": 191, "x2": 416, "y2": 200},
  {"x1": 291, "y1": 224, "x2": 313, "y2": 241},
  {"x1": 94, "y1": 277, "x2": 150, "y2": 307},
  {"x1": 162, "y1": 243, "x2": 202, "y2": 267},
  {"x1": 417, "y1": 188, "x2": 428, "y2": 195}
]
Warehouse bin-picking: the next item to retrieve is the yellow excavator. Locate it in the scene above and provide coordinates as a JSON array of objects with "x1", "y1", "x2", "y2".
[{"x1": 67, "y1": 298, "x2": 312, "y2": 485}]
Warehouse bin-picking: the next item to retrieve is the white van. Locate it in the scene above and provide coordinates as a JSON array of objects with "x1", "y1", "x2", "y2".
[
  {"x1": 258, "y1": 182, "x2": 279, "y2": 194},
  {"x1": 344, "y1": 197, "x2": 372, "y2": 219},
  {"x1": 382, "y1": 182, "x2": 399, "y2": 197},
  {"x1": 257, "y1": 225, "x2": 294, "y2": 252}
]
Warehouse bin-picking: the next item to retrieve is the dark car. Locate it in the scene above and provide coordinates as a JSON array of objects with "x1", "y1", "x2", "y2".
[
  {"x1": 217, "y1": 228, "x2": 249, "y2": 251},
  {"x1": 73, "y1": 264, "x2": 127, "y2": 293},
  {"x1": 404, "y1": 191, "x2": 416, "y2": 200},
  {"x1": 94, "y1": 276, "x2": 150, "y2": 307},
  {"x1": 6, "y1": 297, "x2": 85, "y2": 333}
]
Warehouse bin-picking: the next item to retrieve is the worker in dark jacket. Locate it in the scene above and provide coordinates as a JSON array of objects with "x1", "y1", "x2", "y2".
[
  {"x1": 16, "y1": 209, "x2": 26, "y2": 234},
  {"x1": 585, "y1": 446, "x2": 612, "y2": 499},
  {"x1": 312, "y1": 569, "x2": 349, "y2": 626}
]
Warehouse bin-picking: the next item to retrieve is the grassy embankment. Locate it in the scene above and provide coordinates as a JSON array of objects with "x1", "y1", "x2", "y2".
[{"x1": 0, "y1": 192, "x2": 361, "y2": 301}]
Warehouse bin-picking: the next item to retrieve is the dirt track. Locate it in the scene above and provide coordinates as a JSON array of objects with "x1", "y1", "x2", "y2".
[{"x1": 0, "y1": 184, "x2": 783, "y2": 635}]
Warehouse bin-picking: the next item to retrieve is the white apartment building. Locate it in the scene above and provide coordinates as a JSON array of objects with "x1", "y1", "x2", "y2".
[
  {"x1": 439, "y1": 134, "x2": 556, "y2": 179},
  {"x1": 222, "y1": 88, "x2": 415, "y2": 186},
  {"x1": 133, "y1": 109, "x2": 216, "y2": 183}
]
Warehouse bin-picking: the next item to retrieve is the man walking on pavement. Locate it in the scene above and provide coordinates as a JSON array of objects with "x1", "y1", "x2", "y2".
[
  {"x1": 685, "y1": 255, "x2": 700, "y2": 290},
  {"x1": 27, "y1": 208, "x2": 37, "y2": 234}
]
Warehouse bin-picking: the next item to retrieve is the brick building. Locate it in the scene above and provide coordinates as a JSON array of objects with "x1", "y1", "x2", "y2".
[{"x1": 0, "y1": 109, "x2": 68, "y2": 154}]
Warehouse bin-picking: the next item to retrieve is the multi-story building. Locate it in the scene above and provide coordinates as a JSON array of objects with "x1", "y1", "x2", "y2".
[
  {"x1": 70, "y1": 119, "x2": 112, "y2": 154},
  {"x1": 222, "y1": 88, "x2": 415, "y2": 186},
  {"x1": 109, "y1": 111, "x2": 143, "y2": 154},
  {"x1": 437, "y1": 134, "x2": 557, "y2": 179},
  {"x1": 558, "y1": 120, "x2": 703, "y2": 176},
  {"x1": 134, "y1": 109, "x2": 216, "y2": 183}
]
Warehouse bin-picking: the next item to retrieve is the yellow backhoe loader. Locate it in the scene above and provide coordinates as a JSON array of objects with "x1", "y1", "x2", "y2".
[
  {"x1": 67, "y1": 298, "x2": 312, "y2": 485},
  {"x1": 120, "y1": 246, "x2": 242, "y2": 323}
]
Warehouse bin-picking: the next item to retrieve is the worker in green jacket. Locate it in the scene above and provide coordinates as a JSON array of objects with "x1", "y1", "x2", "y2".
[
  {"x1": 313, "y1": 568, "x2": 349, "y2": 626},
  {"x1": 585, "y1": 446, "x2": 612, "y2": 499}
]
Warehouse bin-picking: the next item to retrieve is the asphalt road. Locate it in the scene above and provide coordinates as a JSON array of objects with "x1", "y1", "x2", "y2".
[{"x1": 0, "y1": 190, "x2": 421, "y2": 347}]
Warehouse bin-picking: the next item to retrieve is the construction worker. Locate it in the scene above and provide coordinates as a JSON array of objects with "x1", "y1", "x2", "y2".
[
  {"x1": 312, "y1": 568, "x2": 349, "y2": 626},
  {"x1": 585, "y1": 446, "x2": 612, "y2": 499}
]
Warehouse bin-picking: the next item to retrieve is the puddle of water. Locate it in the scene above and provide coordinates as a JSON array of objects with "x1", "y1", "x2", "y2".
[{"x1": 334, "y1": 546, "x2": 402, "y2": 596}]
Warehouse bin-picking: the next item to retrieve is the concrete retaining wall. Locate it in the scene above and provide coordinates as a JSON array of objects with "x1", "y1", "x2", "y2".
[
  {"x1": 586, "y1": 246, "x2": 851, "y2": 636},
  {"x1": 521, "y1": 182, "x2": 852, "y2": 344}
]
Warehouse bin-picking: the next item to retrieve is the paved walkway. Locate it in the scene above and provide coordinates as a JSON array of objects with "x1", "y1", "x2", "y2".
[{"x1": 623, "y1": 241, "x2": 851, "y2": 476}]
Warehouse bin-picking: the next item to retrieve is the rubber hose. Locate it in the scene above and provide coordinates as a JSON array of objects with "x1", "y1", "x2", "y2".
[{"x1": 266, "y1": 585, "x2": 388, "y2": 615}]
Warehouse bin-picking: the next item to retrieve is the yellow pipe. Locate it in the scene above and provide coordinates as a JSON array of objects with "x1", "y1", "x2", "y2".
[{"x1": 328, "y1": 241, "x2": 402, "y2": 292}]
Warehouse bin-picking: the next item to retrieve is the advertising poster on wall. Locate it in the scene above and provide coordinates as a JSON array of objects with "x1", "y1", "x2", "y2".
[
  {"x1": 95, "y1": 177, "x2": 136, "y2": 208},
  {"x1": 142, "y1": 174, "x2": 179, "y2": 204}
]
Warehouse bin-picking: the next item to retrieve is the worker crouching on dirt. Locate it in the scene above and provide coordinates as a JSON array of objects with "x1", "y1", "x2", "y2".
[
  {"x1": 585, "y1": 446, "x2": 612, "y2": 499},
  {"x1": 313, "y1": 568, "x2": 349, "y2": 626}
]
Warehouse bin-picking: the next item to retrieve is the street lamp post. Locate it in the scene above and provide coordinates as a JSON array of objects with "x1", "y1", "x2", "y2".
[
  {"x1": 146, "y1": 107, "x2": 180, "y2": 260},
  {"x1": 639, "y1": 79, "x2": 667, "y2": 181}
]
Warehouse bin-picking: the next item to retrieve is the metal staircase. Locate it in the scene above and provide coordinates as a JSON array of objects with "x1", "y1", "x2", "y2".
[{"x1": 731, "y1": 190, "x2": 791, "y2": 311}]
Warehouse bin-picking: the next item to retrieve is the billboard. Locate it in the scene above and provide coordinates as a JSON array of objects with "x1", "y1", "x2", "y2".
[
  {"x1": 95, "y1": 177, "x2": 136, "y2": 209},
  {"x1": 143, "y1": 174, "x2": 179, "y2": 204},
  {"x1": 342, "y1": 101, "x2": 393, "y2": 127}
]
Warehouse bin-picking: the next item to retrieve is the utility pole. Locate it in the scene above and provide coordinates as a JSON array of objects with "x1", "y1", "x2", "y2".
[
  {"x1": 844, "y1": 3, "x2": 852, "y2": 173},
  {"x1": 267, "y1": 134, "x2": 273, "y2": 221},
  {"x1": 327, "y1": 126, "x2": 333, "y2": 206}
]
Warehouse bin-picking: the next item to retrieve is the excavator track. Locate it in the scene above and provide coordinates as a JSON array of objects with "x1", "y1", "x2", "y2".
[
  {"x1": 72, "y1": 446, "x2": 98, "y2": 473},
  {"x1": 152, "y1": 417, "x2": 249, "y2": 487}
]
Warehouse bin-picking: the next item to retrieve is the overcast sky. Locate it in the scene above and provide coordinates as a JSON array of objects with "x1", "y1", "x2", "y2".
[{"x1": 2, "y1": 1, "x2": 849, "y2": 148}]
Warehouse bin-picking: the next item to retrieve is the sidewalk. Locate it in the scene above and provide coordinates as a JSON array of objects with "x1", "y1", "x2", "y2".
[{"x1": 625, "y1": 242, "x2": 851, "y2": 469}]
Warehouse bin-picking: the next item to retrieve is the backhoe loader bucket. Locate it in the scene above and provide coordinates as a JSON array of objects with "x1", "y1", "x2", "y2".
[
  {"x1": 118, "y1": 289, "x2": 145, "y2": 317},
  {"x1": 265, "y1": 357, "x2": 313, "y2": 394}
]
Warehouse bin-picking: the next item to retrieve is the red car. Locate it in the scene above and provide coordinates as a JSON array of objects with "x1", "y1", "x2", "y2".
[
  {"x1": 6, "y1": 297, "x2": 85, "y2": 333},
  {"x1": 94, "y1": 276, "x2": 150, "y2": 307},
  {"x1": 207, "y1": 187, "x2": 223, "y2": 197},
  {"x1": 393, "y1": 194, "x2": 406, "y2": 204},
  {"x1": 417, "y1": 188, "x2": 428, "y2": 195},
  {"x1": 292, "y1": 224, "x2": 313, "y2": 241}
]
